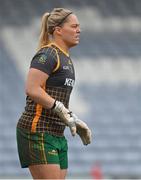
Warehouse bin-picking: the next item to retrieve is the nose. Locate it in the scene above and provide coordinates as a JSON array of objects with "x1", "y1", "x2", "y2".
[{"x1": 77, "y1": 27, "x2": 81, "y2": 34}]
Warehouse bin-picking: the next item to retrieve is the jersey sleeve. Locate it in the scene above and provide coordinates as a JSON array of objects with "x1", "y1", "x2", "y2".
[{"x1": 30, "y1": 48, "x2": 57, "y2": 75}]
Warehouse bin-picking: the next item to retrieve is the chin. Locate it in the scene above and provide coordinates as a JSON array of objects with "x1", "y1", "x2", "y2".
[{"x1": 70, "y1": 41, "x2": 79, "y2": 47}]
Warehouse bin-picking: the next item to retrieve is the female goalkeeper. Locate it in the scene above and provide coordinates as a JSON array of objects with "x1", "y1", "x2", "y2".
[{"x1": 16, "y1": 8, "x2": 91, "y2": 179}]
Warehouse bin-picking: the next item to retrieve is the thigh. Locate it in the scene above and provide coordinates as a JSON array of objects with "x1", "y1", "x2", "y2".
[
  {"x1": 29, "y1": 164, "x2": 61, "y2": 179},
  {"x1": 60, "y1": 169, "x2": 67, "y2": 179}
]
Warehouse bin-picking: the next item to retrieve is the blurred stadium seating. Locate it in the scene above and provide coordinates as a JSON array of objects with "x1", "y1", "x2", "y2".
[{"x1": 0, "y1": 0, "x2": 141, "y2": 178}]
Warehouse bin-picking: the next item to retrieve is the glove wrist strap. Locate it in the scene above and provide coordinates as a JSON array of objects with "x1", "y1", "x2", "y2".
[{"x1": 51, "y1": 100, "x2": 56, "y2": 110}]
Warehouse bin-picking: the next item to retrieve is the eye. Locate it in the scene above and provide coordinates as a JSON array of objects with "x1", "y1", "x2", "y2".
[
  {"x1": 71, "y1": 25, "x2": 77, "y2": 28},
  {"x1": 71, "y1": 24, "x2": 80, "y2": 29}
]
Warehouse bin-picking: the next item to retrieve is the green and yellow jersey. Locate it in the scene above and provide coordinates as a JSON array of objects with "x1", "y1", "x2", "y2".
[{"x1": 17, "y1": 43, "x2": 75, "y2": 137}]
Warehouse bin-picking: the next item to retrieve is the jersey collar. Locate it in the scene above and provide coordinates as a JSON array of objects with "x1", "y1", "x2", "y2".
[{"x1": 48, "y1": 42, "x2": 70, "y2": 57}]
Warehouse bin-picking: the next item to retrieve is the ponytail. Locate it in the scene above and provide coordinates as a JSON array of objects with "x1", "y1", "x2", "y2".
[{"x1": 38, "y1": 12, "x2": 50, "y2": 49}]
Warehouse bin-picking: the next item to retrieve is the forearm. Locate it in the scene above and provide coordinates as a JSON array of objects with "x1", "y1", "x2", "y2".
[{"x1": 26, "y1": 86, "x2": 55, "y2": 109}]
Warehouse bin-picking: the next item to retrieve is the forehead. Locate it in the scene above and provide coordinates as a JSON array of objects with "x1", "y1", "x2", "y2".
[{"x1": 66, "y1": 14, "x2": 80, "y2": 25}]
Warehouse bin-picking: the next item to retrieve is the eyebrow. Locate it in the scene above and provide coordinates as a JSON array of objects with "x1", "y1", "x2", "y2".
[{"x1": 71, "y1": 23, "x2": 80, "y2": 26}]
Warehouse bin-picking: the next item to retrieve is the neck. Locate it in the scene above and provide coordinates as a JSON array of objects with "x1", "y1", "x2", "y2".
[{"x1": 51, "y1": 38, "x2": 69, "y2": 55}]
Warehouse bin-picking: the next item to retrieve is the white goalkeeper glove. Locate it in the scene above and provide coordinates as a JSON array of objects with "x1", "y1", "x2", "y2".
[
  {"x1": 72, "y1": 114, "x2": 92, "y2": 145},
  {"x1": 52, "y1": 100, "x2": 76, "y2": 136}
]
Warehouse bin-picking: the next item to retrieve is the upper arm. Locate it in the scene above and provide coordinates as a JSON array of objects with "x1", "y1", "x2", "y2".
[{"x1": 25, "y1": 68, "x2": 49, "y2": 94}]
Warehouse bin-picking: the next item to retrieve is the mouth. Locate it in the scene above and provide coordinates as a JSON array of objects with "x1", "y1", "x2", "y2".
[{"x1": 75, "y1": 36, "x2": 80, "y2": 40}]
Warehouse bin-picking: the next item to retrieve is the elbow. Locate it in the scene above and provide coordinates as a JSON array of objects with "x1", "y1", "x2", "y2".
[
  {"x1": 25, "y1": 86, "x2": 35, "y2": 97},
  {"x1": 25, "y1": 86, "x2": 31, "y2": 96},
  {"x1": 25, "y1": 85, "x2": 40, "y2": 99}
]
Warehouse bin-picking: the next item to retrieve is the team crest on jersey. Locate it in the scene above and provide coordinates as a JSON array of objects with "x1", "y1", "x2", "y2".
[{"x1": 38, "y1": 54, "x2": 47, "y2": 64}]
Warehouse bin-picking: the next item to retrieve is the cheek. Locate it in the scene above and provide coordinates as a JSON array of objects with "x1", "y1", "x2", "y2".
[{"x1": 62, "y1": 29, "x2": 75, "y2": 39}]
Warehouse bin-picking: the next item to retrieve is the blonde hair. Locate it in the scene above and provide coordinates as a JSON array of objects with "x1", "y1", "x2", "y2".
[{"x1": 38, "y1": 8, "x2": 73, "y2": 49}]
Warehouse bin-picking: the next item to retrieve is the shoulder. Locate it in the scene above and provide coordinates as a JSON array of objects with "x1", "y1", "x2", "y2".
[
  {"x1": 35, "y1": 46, "x2": 57, "y2": 59},
  {"x1": 30, "y1": 46, "x2": 60, "y2": 75}
]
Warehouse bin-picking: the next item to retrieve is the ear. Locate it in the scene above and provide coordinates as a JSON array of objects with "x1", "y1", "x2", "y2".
[{"x1": 54, "y1": 26, "x2": 62, "y2": 35}]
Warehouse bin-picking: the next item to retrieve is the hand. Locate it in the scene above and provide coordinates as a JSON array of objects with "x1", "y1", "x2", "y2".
[
  {"x1": 72, "y1": 114, "x2": 92, "y2": 145},
  {"x1": 53, "y1": 101, "x2": 76, "y2": 136}
]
